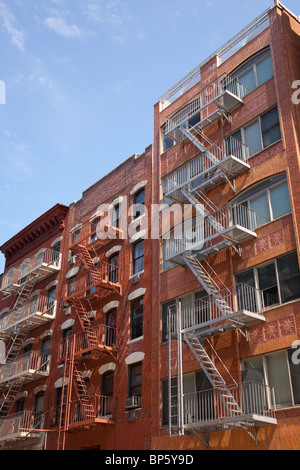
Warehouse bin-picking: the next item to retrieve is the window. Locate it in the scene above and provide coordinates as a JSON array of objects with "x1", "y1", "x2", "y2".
[
  {"x1": 33, "y1": 394, "x2": 44, "y2": 429},
  {"x1": 161, "y1": 371, "x2": 212, "y2": 426},
  {"x1": 132, "y1": 240, "x2": 144, "y2": 274},
  {"x1": 112, "y1": 204, "x2": 120, "y2": 229},
  {"x1": 133, "y1": 189, "x2": 145, "y2": 219},
  {"x1": 71, "y1": 228, "x2": 81, "y2": 245},
  {"x1": 226, "y1": 107, "x2": 281, "y2": 157},
  {"x1": 236, "y1": 251, "x2": 300, "y2": 308},
  {"x1": 242, "y1": 349, "x2": 300, "y2": 407},
  {"x1": 162, "y1": 124, "x2": 175, "y2": 153},
  {"x1": 100, "y1": 372, "x2": 114, "y2": 416},
  {"x1": 232, "y1": 48, "x2": 273, "y2": 96},
  {"x1": 52, "y1": 243, "x2": 61, "y2": 265},
  {"x1": 67, "y1": 277, "x2": 76, "y2": 297},
  {"x1": 161, "y1": 291, "x2": 207, "y2": 342},
  {"x1": 90, "y1": 216, "x2": 100, "y2": 242},
  {"x1": 105, "y1": 310, "x2": 117, "y2": 347},
  {"x1": 40, "y1": 337, "x2": 51, "y2": 372},
  {"x1": 47, "y1": 286, "x2": 56, "y2": 315},
  {"x1": 20, "y1": 260, "x2": 30, "y2": 284},
  {"x1": 108, "y1": 254, "x2": 119, "y2": 283},
  {"x1": 233, "y1": 174, "x2": 291, "y2": 228},
  {"x1": 130, "y1": 297, "x2": 143, "y2": 339},
  {"x1": 128, "y1": 362, "x2": 142, "y2": 399}
]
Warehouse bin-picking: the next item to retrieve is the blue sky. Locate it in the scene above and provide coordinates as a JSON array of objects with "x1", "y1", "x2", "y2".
[{"x1": 0, "y1": 0, "x2": 299, "y2": 272}]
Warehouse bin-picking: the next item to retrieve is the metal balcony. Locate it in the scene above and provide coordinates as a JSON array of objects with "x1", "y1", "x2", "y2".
[
  {"x1": 0, "y1": 248, "x2": 61, "y2": 296},
  {"x1": 59, "y1": 325, "x2": 117, "y2": 360},
  {"x1": 164, "y1": 74, "x2": 246, "y2": 141},
  {"x1": 163, "y1": 204, "x2": 258, "y2": 264},
  {"x1": 0, "y1": 351, "x2": 50, "y2": 386},
  {"x1": 170, "y1": 283, "x2": 265, "y2": 340},
  {"x1": 0, "y1": 297, "x2": 56, "y2": 339},
  {"x1": 65, "y1": 262, "x2": 121, "y2": 301},
  {"x1": 68, "y1": 395, "x2": 114, "y2": 429},
  {"x1": 0, "y1": 410, "x2": 45, "y2": 447},
  {"x1": 183, "y1": 381, "x2": 277, "y2": 434},
  {"x1": 163, "y1": 137, "x2": 250, "y2": 199},
  {"x1": 70, "y1": 217, "x2": 123, "y2": 253}
]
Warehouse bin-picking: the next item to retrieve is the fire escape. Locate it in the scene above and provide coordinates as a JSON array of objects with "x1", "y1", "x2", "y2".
[
  {"x1": 0, "y1": 248, "x2": 61, "y2": 448},
  {"x1": 56, "y1": 215, "x2": 122, "y2": 450},
  {"x1": 163, "y1": 73, "x2": 277, "y2": 448}
]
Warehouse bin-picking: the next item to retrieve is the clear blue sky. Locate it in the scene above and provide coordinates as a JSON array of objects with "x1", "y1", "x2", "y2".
[{"x1": 0, "y1": 0, "x2": 299, "y2": 272}]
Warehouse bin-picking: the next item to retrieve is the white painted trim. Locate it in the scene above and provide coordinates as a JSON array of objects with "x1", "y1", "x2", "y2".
[
  {"x1": 103, "y1": 300, "x2": 119, "y2": 313},
  {"x1": 51, "y1": 236, "x2": 63, "y2": 247},
  {"x1": 105, "y1": 245, "x2": 122, "y2": 258},
  {"x1": 125, "y1": 351, "x2": 145, "y2": 365},
  {"x1": 98, "y1": 363, "x2": 116, "y2": 375},
  {"x1": 128, "y1": 288, "x2": 146, "y2": 301},
  {"x1": 130, "y1": 180, "x2": 147, "y2": 196}
]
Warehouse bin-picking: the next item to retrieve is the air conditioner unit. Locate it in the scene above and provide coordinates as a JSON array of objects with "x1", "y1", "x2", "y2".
[{"x1": 125, "y1": 396, "x2": 141, "y2": 409}]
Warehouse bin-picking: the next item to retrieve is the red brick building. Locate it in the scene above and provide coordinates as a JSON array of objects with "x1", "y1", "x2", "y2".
[
  {"x1": 151, "y1": 1, "x2": 300, "y2": 450},
  {"x1": 0, "y1": 0, "x2": 300, "y2": 451}
]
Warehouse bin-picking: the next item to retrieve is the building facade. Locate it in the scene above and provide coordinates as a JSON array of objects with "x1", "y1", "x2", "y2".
[
  {"x1": 151, "y1": 1, "x2": 300, "y2": 450},
  {"x1": 0, "y1": 0, "x2": 300, "y2": 451}
]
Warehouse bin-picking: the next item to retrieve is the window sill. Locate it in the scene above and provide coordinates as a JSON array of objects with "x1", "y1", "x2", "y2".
[
  {"x1": 253, "y1": 210, "x2": 292, "y2": 231},
  {"x1": 248, "y1": 138, "x2": 282, "y2": 160},
  {"x1": 129, "y1": 270, "x2": 144, "y2": 283},
  {"x1": 263, "y1": 296, "x2": 300, "y2": 313},
  {"x1": 127, "y1": 336, "x2": 144, "y2": 345}
]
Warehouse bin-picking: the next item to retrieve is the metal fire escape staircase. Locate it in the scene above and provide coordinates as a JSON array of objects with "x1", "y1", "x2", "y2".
[
  {"x1": 166, "y1": 75, "x2": 276, "y2": 447},
  {"x1": 0, "y1": 275, "x2": 40, "y2": 422}
]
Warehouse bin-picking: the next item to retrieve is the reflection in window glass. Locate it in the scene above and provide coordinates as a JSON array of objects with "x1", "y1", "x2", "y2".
[
  {"x1": 256, "y1": 54, "x2": 273, "y2": 87},
  {"x1": 270, "y1": 182, "x2": 291, "y2": 219},
  {"x1": 244, "y1": 120, "x2": 262, "y2": 155}
]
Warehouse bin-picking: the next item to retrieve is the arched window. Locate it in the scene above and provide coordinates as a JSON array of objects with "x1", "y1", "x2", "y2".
[{"x1": 231, "y1": 48, "x2": 273, "y2": 96}]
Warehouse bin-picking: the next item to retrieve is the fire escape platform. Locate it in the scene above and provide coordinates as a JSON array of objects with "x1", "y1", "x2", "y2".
[
  {"x1": 182, "y1": 309, "x2": 265, "y2": 340},
  {"x1": 184, "y1": 413, "x2": 277, "y2": 435},
  {"x1": 68, "y1": 416, "x2": 115, "y2": 430},
  {"x1": 0, "y1": 431, "x2": 41, "y2": 447}
]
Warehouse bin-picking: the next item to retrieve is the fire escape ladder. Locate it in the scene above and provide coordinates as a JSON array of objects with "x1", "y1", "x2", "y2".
[
  {"x1": 0, "y1": 380, "x2": 25, "y2": 421},
  {"x1": 69, "y1": 298, "x2": 99, "y2": 350},
  {"x1": 182, "y1": 255, "x2": 233, "y2": 316},
  {"x1": 179, "y1": 125, "x2": 220, "y2": 166},
  {"x1": 73, "y1": 364, "x2": 96, "y2": 421},
  {"x1": 11, "y1": 274, "x2": 39, "y2": 310},
  {"x1": 183, "y1": 333, "x2": 243, "y2": 418},
  {"x1": 74, "y1": 244, "x2": 102, "y2": 284},
  {"x1": 168, "y1": 303, "x2": 184, "y2": 437}
]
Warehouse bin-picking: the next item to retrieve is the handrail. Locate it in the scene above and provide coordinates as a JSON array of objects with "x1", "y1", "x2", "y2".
[
  {"x1": 183, "y1": 380, "x2": 276, "y2": 427},
  {"x1": 179, "y1": 283, "x2": 264, "y2": 331},
  {"x1": 163, "y1": 137, "x2": 249, "y2": 196},
  {"x1": 0, "y1": 410, "x2": 46, "y2": 439},
  {"x1": 65, "y1": 262, "x2": 120, "y2": 298},
  {"x1": 0, "y1": 351, "x2": 50, "y2": 384},
  {"x1": 163, "y1": 204, "x2": 258, "y2": 260},
  {"x1": 0, "y1": 248, "x2": 61, "y2": 291},
  {"x1": 0, "y1": 296, "x2": 57, "y2": 335}
]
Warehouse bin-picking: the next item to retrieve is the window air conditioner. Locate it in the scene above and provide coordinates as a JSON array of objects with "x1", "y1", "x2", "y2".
[{"x1": 125, "y1": 396, "x2": 141, "y2": 409}]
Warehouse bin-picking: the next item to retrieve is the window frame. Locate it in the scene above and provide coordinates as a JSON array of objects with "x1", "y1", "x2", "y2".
[
  {"x1": 233, "y1": 175, "x2": 291, "y2": 229},
  {"x1": 231, "y1": 48, "x2": 273, "y2": 96},
  {"x1": 226, "y1": 106, "x2": 281, "y2": 158},
  {"x1": 242, "y1": 348, "x2": 300, "y2": 408},
  {"x1": 130, "y1": 296, "x2": 144, "y2": 340},
  {"x1": 235, "y1": 251, "x2": 300, "y2": 309},
  {"x1": 128, "y1": 362, "x2": 142, "y2": 400},
  {"x1": 132, "y1": 240, "x2": 144, "y2": 275}
]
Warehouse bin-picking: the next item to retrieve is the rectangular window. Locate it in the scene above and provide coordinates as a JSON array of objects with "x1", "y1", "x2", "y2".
[
  {"x1": 236, "y1": 251, "x2": 300, "y2": 308},
  {"x1": 129, "y1": 362, "x2": 142, "y2": 398},
  {"x1": 226, "y1": 107, "x2": 281, "y2": 157},
  {"x1": 233, "y1": 175, "x2": 291, "y2": 229},
  {"x1": 131, "y1": 297, "x2": 143, "y2": 339},
  {"x1": 243, "y1": 349, "x2": 300, "y2": 407},
  {"x1": 133, "y1": 240, "x2": 144, "y2": 274}
]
